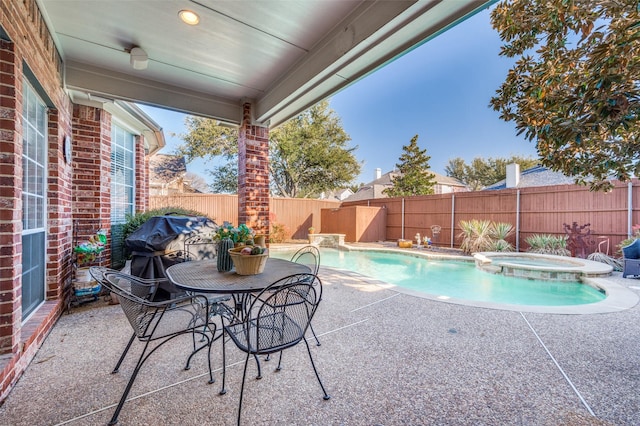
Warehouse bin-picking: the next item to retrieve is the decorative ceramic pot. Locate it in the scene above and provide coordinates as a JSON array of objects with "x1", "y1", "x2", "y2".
[{"x1": 217, "y1": 238, "x2": 234, "y2": 272}]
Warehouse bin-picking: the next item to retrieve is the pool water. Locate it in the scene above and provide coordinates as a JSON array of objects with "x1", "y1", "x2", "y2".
[{"x1": 271, "y1": 248, "x2": 605, "y2": 306}]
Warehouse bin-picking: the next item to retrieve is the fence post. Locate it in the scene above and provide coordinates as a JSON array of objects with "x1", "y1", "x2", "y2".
[
  {"x1": 629, "y1": 182, "x2": 634, "y2": 237},
  {"x1": 450, "y1": 194, "x2": 455, "y2": 248},
  {"x1": 516, "y1": 189, "x2": 520, "y2": 252},
  {"x1": 401, "y1": 198, "x2": 405, "y2": 240}
]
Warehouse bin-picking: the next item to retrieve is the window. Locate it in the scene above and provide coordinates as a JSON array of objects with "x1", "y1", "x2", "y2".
[
  {"x1": 111, "y1": 124, "x2": 135, "y2": 223},
  {"x1": 111, "y1": 124, "x2": 135, "y2": 268},
  {"x1": 21, "y1": 79, "x2": 47, "y2": 320}
]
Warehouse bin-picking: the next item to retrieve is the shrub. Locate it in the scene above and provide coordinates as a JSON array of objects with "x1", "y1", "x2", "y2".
[
  {"x1": 490, "y1": 222, "x2": 515, "y2": 252},
  {"x1": 270, "y1": 222, "x2": 287, "y2": 243},
  {"x1": 458, "y1": 220, "x2": 515, "y2": 254},
  {"x1": 459, "y1": 220, "x2": 492, "y2": 253},
  {"x1": 617, "y1": 224, "x2": 640, "y2": 256},
  {"x1": 525, "y1": 234, "x2": 570, "y2": 256}
]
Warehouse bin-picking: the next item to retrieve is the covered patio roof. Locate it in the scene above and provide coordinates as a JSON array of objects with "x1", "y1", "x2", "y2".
[{"x1": 38, "y1": 0, "x2": 494, "y2": 127}]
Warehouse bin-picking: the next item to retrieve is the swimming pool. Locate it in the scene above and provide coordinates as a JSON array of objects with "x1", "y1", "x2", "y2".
[{"x1": 270, "y1": 247, "x2": 606, "y2": 307}]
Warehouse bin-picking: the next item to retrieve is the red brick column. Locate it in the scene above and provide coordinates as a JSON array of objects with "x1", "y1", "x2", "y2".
[
  {"x1": 71, "y1": 105, "x2": 112, "y2": 261},
  {"x1": 238, "y1": 103, "x2": 270, "y2": 238},
  {"x1": 0, "y1": 39, "x2": 21, "y2": 356}
]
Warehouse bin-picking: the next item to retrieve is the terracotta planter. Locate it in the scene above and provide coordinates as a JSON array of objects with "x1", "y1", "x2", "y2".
[{"x1": 397, "y1": 239, "x2": 413, "y2": 249}]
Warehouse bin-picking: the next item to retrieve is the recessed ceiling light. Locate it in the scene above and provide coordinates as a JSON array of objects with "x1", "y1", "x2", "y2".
[{"x1": 179, "y1": 10, "x2": 200, "y2": 25}]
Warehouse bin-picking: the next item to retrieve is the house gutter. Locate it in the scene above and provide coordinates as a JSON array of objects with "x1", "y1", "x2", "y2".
[{"x1": 114, "y1": 101, "x2": 166, "y2": 155}]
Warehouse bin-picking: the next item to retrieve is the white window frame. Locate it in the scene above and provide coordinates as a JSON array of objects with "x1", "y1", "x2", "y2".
[
  {"x1": 110, "y1": 121, "x2": 136, "y2": 225},
  {"x1": 20, "y1": 78, "x2": 48, "y2": 322}
]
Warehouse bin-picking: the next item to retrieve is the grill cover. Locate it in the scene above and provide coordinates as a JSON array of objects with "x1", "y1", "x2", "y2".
[{"x1": 125, "y1": 215, "x2": 217, "y2": 299}]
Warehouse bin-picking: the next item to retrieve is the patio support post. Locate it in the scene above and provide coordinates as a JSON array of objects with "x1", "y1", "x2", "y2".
[{"x1": 238, "y1": 102, "x2": 270, "y2": 240}]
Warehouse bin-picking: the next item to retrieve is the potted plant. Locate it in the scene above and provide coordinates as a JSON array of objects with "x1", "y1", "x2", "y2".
[
  {"x1": 308, "y1": 227, "x2": 315, "y2": 234},
  {"x1": 73, "y1": 230, "x2": 107, "y2": 296},
  {"x1": 213, "y1": 222, "x2": 255, "y2": 246},
  {"x1": 74, "y1": 230, "x2": 107, "y2": 267},
  {"x1": 213, "y1": 223, "x2": 256, "y2": 272}
]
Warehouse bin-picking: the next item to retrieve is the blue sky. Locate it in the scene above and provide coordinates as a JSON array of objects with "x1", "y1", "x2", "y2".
[{"x1": 141, "y1": 7, "x2": 538, "y2": 186}]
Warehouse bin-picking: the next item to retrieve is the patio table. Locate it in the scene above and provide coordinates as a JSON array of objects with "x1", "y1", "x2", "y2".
[{"x1": 165, "y1": 257, "x2": 311, "y2": 319}]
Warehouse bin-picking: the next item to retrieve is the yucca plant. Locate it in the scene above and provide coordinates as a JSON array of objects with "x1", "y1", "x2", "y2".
[
  {"x1": 458, "y1": 219, "x2": 493, "y2": 254},
  {"x1": 492, "y1": 239, "x2": 513, "y2": 252},
  {"x1": 525, "y1": 234, "x2": 547, "y2": 253},
  {"x1": 459, "y1": 220, "x2": 516, "y2": 253},
  {"x1": 490, "y1": 222, "x2": 515, "y2": 252},
  {"x1": 525, "y1": 234, "x2": 570, "y2": 256},
  {"x1": 587, "y1": 251, "x2": 623, "y2": 271}
]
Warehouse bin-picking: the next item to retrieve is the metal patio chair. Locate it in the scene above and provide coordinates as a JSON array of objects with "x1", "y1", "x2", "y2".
[
  {"x1": 91, "y1": 267, "x2": 167, "y2": 373},
  {"x1": 430, "y1": 225, "x2": 441, "y2": 246},
  {"x1": 181, "y1": 235, "x2": 232, "y2": 330},
  {"x1": 220, "y1": 273, "x2": 330, "y2": 425},
  {"x1": 290, "y1": 245, "x2": 322, "y2": 346},
  {"x1": 184, "y1": 233, "x2": 218, "y2": 261},
  {"x1": 96, "y1": 269, "x2": 219, "y2": 425}
]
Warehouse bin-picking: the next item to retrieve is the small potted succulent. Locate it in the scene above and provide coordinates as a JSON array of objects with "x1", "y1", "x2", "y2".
[{"x1": 213, "y1": 222, "x2": 256, "y2": 272}]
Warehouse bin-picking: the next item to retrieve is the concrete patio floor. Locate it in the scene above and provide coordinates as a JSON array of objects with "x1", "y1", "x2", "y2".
[{"x1": 1, "y1": 264, "x2": 639, "y2": 425}]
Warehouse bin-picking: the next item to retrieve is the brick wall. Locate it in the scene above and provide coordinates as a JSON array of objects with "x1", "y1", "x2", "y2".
[
  {"x1": 0, "y1": 37, "x2": 23, "y2": 361},
  {"x1": 0, "y1": 0, "x2": 72, "y2": 402},
  {"x1": 238, "y1": 103, "x2": 270, "y2": 237},
  {"x1": 0, "y1": 0, "x2": 158, "y2": 403},
  {"x1": 71, "y1": 105, "x2": 112, "y2": 262}
]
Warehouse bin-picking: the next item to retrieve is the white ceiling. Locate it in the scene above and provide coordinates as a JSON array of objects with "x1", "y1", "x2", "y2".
[{"x1": 37, "y1": 0, "x2": 493, "y2": 127}]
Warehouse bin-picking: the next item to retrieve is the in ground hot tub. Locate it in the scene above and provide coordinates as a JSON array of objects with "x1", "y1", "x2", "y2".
[{"x1": 473, "y1": 252, "x2": 613, "y2": 281}]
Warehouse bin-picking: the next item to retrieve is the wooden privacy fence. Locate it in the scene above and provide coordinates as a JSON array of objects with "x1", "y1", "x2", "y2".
[
  {"x1": 341, "y1": 179, "x2": 640, "y2": 256},
  {"x1": 149, "y1": 194, "x2": 340, "y2": 240},
  {"x1": 150, "y1": 180, "x2": 639, "y2": 255}
]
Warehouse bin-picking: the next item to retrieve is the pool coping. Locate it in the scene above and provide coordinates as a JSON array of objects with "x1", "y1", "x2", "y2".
[
  {"x1": 474, "y1": 251, "x2": 614, "y2": 278},
  {"x1": 270, "y1": 243, "x2": 639, "y2": 315}
]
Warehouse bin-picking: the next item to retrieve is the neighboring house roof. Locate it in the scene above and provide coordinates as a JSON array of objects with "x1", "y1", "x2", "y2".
[
  {"x1": 149, "y1": 154, "x2": 187, "y2": 187},
  {"x1": 321, "y1": 188, "x2": 354, "y2": 201},
  {"x1": 432, "y1": 172, "x2": 468, "y2": 188},
  {"x1": 344, "y1": 170, "x2": 467, "y2": 202},
  {"x1": 484, "y1": 165, "x2": 577, "y2": 190}
]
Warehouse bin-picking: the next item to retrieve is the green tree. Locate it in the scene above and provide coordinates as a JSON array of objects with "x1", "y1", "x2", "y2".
[
  {"x1": 175, "y1": 100, "x2": 361, "y2": 197},
  {"x1": 490, "y1": 0, "x2": 640, "y2": 191},
  {"x1": 174, "y1": 116, "x2": 239, "y2": 193},
  {"x1": 444, "y1": 157, "x2": 467, "y2": 183},
  {"x1": 175, "y1": 116, "x2": 238, "y2": 161},
  {"x1": 445, "y1": 155, "x2": 538, "y2": 190},
  {"x1": 384, "y1": 135, "x2": 436, "y2": 197},
  {"x1": 208, "y1": 160, "x2": 238, "y2": 194},
  {"x1": 269, "y1": 100, "x2": 361, "y2": 197}
]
